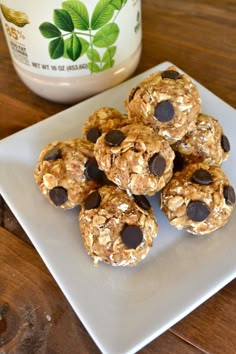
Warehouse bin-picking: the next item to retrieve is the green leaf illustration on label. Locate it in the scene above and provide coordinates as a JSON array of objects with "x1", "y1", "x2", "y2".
[
  {"x1": 78, "y1": 37, "x2": 90, "y2": 56},
  {"x1": 66, "y1": 33, "x2": 82, "y2": 61},
  {"x1": 39, "y1": 0, "x2": 128, "y2": 73},
  {"x1": 103, "y1": 58, "x2": 115, "y2": 70},
  {"x1": 91, "y1": 0, "x2": 115, "y2": 30},
  {"x1": 102, "y1": 46, "x2": 116, "y2": 62},
  {"x1": 110, "y1": 0, "x2": 123, "y2": 10},
  {"x1": 86, "y1": 48, "x2": 101, "y2": 62},
  {"x1": 49, "y1": 37, "x2": 64, "y2": 59},
  {"x1": 54, "y1": 9, "x2": 74, "y2": 32},
  {"x1": 93, "y1": 23, "x2": 119, "y2": 47},
  {"x1": 62, "y1": 0, "x2": 89, "y2": 30},
  {"x1": 39, "y1": 22, "x2": 61, "y2": 38},
  {"x1": 88, "y1": 61, "x2": 101, "y2": 73}
]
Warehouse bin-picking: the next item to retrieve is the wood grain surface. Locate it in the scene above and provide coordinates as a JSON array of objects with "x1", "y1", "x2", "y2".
[{"x1": 0, "y1": 0, "x2": 236, "y2": 353}]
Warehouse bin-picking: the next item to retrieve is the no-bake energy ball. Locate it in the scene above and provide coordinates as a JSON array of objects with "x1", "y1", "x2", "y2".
[
  {"x1": 172, "y1": 113, "x2": 230, "y2": 166},
  {"x1": 94, "y1": 124, "x2": 175, "y2": 196},
  {"x1": 125, "y1": 66, "x2": 201, "y2": 144},
  {"x1": 161, "y1": 163, "x2": 235, "y2": 235},
  {"x1": 34, "y1": 138, "x2": 101, "y2": 209},
  {"x1": 82, "y1": 106, "x2": 129, "y2": 143},
  {"x1": 79, "y1": 185, "x2": 158, "y2": 266}
]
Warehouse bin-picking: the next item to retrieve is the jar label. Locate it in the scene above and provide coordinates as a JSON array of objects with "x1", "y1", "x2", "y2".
[{"x1": 0, "y1": 0, "x2": 141, "y2": 77}]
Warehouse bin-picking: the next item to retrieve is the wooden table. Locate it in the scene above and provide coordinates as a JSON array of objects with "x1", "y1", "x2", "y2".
[{"x1": 0, "y1": 1, "x2": 236, "y2": 353}]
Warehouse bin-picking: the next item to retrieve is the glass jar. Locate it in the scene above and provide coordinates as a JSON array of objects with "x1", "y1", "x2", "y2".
[{"x1": 0, "y1": 0, "x2": 142, "y2": 103}]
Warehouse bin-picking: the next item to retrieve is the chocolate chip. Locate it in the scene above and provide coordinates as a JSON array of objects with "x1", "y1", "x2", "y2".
[
  {"x1": 191, "y1": 168, "x2": 213, "y2": 185},
  {"x1": 133, "y1": 195, "x2": 151, "y2": 211},
  {"x1": 105, "y1": 130, "x2": 125, "y2": 146},
  {"x1": 161, "y1": 70, "x2": 181, "y2": 80},
  {"x1": 187, "y1": 200, "x2": 210, "y2": 222},
  {"x1": 223, "y1": 185, "x2": 235, "y2": 205},
  {"x1": 121, "y1": 224, "x2": 143, "y2": 249},
  {"x1": 221, "y1": 135, "x2": 230, "y2": 152},
  {"x1": 43, "y1": 148, "x2": 62, "y2": 161},
  {"x1": 87, "y1": 127, "x2": 101, "y2": 143},
  {"x1": 173, "y1": 151, "x2": 185, "y2": 173},
  {"x1": 128, "y1": 86, "x2": 140, "y2": 102},
  {"x1": 154, "y1": 100, "x2": 175, "y2": 122},
  {"x1": 98, "y1": 171, "x2": 116, "y2": 186},
  {"x1": 148, "y1": 153, "x2": 166, "y2": 176},
  {"x1": 84, "y1": 190, "x2": 101, "y2": 210},
  {"x1": 84, "y1": 158, "x2": 102, "y2": 181},
  {"x1": 49, "y1": 186, "x2": 68, "y2": 206}
]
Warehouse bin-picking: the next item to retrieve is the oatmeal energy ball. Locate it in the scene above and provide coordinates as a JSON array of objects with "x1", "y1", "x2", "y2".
[
  {"x1": 161, "y1": 163, "x2": 235, "y2": 235},
  {"x1": 34, "y1": 138, "x2": 102, "y2": 209},
  {"x1": 82, "y1": 106, "x2": 129, "y2": 143},
  {"x1": 79, "y1": 185, "x2": 158, "y2": 266},
  {"x1": 94, "y1": 124, "x2": 175, "y2": 196},
  {"x1": 172, "y1": 113, "x2": 230, "y2": 166},
  {"x1": 125, "y1": 66, "x2": 201, "y2": 144}
]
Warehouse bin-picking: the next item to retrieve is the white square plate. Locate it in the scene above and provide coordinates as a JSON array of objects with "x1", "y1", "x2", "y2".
[{"x1": 0, "y1": 62, "x2": 236, "y2": 354}]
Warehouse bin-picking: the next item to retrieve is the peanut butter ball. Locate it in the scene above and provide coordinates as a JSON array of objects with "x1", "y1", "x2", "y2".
[
  {"x1": 125, "y1": 66, "x2": 201, "y2": 144},
  {"x1": 94, "y1": 124, "x2": 175, "y2": 196},
  {"x1": 34, "y1": 138, "x2": 101, "y2": 209},
  {"x1": 82, "y1": 106, "x2": 129, "y2": 143},
  {"x1": 172, "y1": 113, "x2": 230, "y2": 166},
  {"x1": 161, "y1": 163, "x2": 235, "y2": 235},
  {"x1": 79, "y1": 185, "x2": 158, "y2": 266}
]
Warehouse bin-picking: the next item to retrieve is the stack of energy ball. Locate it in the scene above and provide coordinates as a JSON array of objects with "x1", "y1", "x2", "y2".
[{"x1": 34, "y1": 66, "x2": 235, "y2": 267}]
